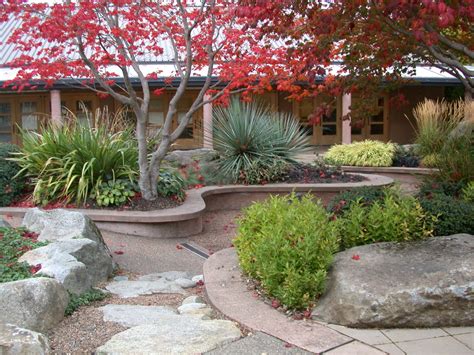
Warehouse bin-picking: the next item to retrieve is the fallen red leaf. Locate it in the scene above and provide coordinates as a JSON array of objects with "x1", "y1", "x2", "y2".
[
  {"x1": 176, "y1": 244, "x2": 183, "y2": 250},
  {"x1": 352, "y1": 254, "x2": 360, "y2": 261},
  {"x1": 114, "y1": 250, "x2": 124, "y2": 255}
]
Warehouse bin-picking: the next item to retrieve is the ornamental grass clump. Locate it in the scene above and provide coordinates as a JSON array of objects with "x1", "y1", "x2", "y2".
[
  {"x1": 324, "y1": 140, "x2": 396, "y2": 167},
  {"x1": 213, "y1": 99, "x2": 310, "y2": 184},
  {"x1": 234, "y1": 193, "x2": 338, "y2": 310},
  {"x1": 13, "y1": 121, "x2": 138, "y2": 205}
]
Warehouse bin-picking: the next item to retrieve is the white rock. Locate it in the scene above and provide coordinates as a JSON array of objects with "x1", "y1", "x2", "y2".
[
  {"x1": 182, "y1": 295, "x2": 205, "y2": 305},
  {"x1": 105, "y1": 280, "x2": 186, "y2": 298},
  {"x1": 100, "y1": 305, "x2": 177, "y2": 327},
  {"x1": 192, "y1": 275, "x2": 204, "y2": 283},
  {"x1": 0, "y1": 278, "x2": 69, "y2": 333},
  {"x1": 96, "y1": 318, "x2": 241, "y2": 354},
  {"x1": 174, "y1": 278, "x2": 196, "y2": 289},
  {"x1": 20, "y1": 209, "x2": 114, "y2": 295},
  {"x1": 138, "y1": 271, "x2": 190, "y2": 282},
  {"x1": 0, "y1": 323, "x2": 50, "y2": 355},
  {"x1": 178, "y1": 303, "x2": 213, "y2": 319}
]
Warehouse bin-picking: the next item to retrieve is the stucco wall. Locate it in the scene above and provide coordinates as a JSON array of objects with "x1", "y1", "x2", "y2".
[{"x1": 389, "y1": 86, "x2": 445, "y2": 144}]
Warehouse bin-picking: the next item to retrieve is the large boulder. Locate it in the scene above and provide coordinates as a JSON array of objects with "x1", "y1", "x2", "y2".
[
  {"x1": 0, "y1": 278, "x2": 69, "y2": 333},
  {"x1": 164, "y1": 148, "x2": 219, "y2": 167},
  {"x1": 0, "y1": 323, "x2": 50, "y2": 355},
  {"x1": 312, "y1": 234, "x2": 474, "y2": 328},
  {"x1": 20, "y1": 209, "x2": 114, "y2": 294}
]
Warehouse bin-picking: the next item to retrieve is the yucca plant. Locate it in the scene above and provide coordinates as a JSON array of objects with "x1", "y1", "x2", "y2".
[
  {"x1": 13, "y1": 121, "x2": 138, "y2": 205},
  {"x1": 213, "y1": 99, "x2": 311, "y2": 183}
]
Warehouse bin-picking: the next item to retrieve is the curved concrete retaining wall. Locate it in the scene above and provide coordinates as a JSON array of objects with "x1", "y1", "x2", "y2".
[{"x1": 0, "y1": 173, "x2": 392, "y2": 239}]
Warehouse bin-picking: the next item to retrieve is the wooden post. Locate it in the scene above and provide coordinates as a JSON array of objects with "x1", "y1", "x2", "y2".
[
  {"x1": 50, "y1": 90, "x2": 62, "y2": 127},
  {"x1": 342, "y1": 93, "x2": 351, "y2": 144},
  {"x1": 203, "y1": 94, "x2": 213, "y2": 149}
]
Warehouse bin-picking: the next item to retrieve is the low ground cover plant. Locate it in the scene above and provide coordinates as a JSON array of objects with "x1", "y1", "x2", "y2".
[
  {"x1": 213, "y1": 99, "x2": 310, "y2": 184},
  {"x1": 392, "y1": 144, "x2": 420, "y2": 167},
  {"x1": 93, "y1": 179, "x2": 138, "y2": 207},
  {"x1": 0, "y1": 144, "x2": 25, "y2": 207},
  {"x1": 326, "y1": 186, "x2": 386, "y2": 216},
  {"x1": 234, "y1": 194, "x2": 338, "y2": 310},
  {"x1": 157, "y1": 169, "x2": 186, "y2": 201},
  {"x1": 324, "y1": 140, "x2": 396, "y2": 167},
  {"x1": 0, "y1": 227, "x2": 47, "y2": 283},
  {"x1": 65, "y1": 288, "x2": 108, "y2": 316}
]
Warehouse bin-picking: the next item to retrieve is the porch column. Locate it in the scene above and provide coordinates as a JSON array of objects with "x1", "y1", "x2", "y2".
[
  {"x1": 203, "y1": 94, "x2": 213, "y2": 149},
  {"x1": 342, "y1": 93, "x2": 351, "y2": 144},
  {"x1": 50, "y1": 90, "x2": 62, "y2": 127}
]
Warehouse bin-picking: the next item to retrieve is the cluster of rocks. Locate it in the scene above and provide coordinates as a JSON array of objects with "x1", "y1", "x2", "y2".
[
  {"x1": 164, "y1": 148, "x2": 219, "y2": 167},
  {"x1": 97, "y1": 272, "x2": 241, "y2": 354},
  {"x1": 0, "y1": 209, "x2": 114, "y2": 354}
]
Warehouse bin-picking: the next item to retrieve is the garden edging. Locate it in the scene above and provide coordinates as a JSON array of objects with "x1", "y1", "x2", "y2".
[{"x1": 0, "y1": 173, "x2": 393, "y2": 238}]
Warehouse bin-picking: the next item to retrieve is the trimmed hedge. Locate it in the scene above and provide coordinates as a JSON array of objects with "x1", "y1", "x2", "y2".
[{"x1": 325, "y1": 140, "x2": 396, "y2": 167}]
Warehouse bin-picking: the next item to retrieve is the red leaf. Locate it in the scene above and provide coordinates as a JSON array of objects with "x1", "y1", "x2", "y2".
[
  {"x1": 176, "y1": 244, "x2": 183, "y2": 250},
  {"x1": 352, "y1": 254, "x2": 360, "y2": 261},
  {"x1": 114, "y1": 250, "x2": 124, "y2": 255}
]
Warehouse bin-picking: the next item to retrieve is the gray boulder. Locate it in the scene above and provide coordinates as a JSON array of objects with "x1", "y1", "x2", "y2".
[
  {"x1": 96, "y1": 318, "x2": 241, "y2": 354},
  {"x1": 20, "y1": 209, "x2": 114, "y2": 294},
  {"x1": 19, "y1": 239, "x2": 114, "y2": 295},
  {"x1": 0, "y1": 218, "x2": 11, "y2": 228},
  {"x1": 312, "y1": 234, "x2": 474, "y2": 328},
  {"x1": 164, "y1": 148, "x2": 219, "y2": 167},
  {"x1": 0, "y1": 323, "x2": 50, "y2": 355},
  {"x1": 0, "y1": 278, "x2": 68, "y2": 333}
]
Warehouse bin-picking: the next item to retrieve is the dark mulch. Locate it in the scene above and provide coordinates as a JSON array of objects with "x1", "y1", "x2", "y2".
[{"x1": 281, "y1": 164, "x2": 364, "y2": 184}]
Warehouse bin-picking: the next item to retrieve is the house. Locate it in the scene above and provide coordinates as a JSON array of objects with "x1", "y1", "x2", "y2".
[{"x1": 0, "y1": 17, "x2": 464, "y2": 149}]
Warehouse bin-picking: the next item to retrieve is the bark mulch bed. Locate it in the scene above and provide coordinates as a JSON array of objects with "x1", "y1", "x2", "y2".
[{"x1": 280, "y1": 163, "x2": 364, "y2": 184}]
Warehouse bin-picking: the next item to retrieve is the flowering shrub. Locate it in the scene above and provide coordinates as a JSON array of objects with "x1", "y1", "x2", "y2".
[
  {"x1": 234, "y1": 194, "x2": 338, "y2": 310},
  {"x1": 0, "y1": 227, "x2": 47, "y2": 283}
]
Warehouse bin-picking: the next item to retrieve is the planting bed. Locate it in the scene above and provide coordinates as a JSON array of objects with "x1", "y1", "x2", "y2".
[{"x1": 0, "y1": 173, "x2": 393, "y2": 239}]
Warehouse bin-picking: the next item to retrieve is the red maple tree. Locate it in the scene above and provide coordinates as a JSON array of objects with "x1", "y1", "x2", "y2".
[{"x1": 0, "y1": 0, "x2": 282, "y2": 200}]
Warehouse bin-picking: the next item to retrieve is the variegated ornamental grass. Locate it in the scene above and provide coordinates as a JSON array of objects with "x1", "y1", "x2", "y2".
[{"x1": 325, "y1": 140, "x2": 396, "y2": 167}]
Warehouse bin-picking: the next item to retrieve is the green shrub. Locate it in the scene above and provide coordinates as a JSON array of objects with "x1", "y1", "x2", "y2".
[
  {"x1": 0, "y1": 144, "x2": 25, "y2": 206},
  {"x1": 436, "y1": 126, "x2": 474, "y2": 183},
  {"x1": 93, "y1": 179, "x2": 137, "y2": 207},
  {"x1": 420, "y1": 153, "x2": 440, "y2": 168},
  {"x1": 65, "y1": 289, "x2": 108, "y2": 316},
  {"x1": 0, "y1": 227, "x2": 47, "y2": 283},
  {"x1": 326, "y1": 186, "x2": 386, "y2": 216},
  {"x1": 157, "y1": 169, "x2": 186, "y2": 200},
  {"x1": 462, "y1": 181, "x2": 474, "y2": 202},
  {"x1": 324, "y1": 140, "x2": 396, "y2": 167},
  {"x1": 213, "y1": 99, "x2": 310, "y2": 183},
  {"x1": 335, "y1": 190, "x2": 435, "y2": 250},
  {"x1": 392, "y1": 144, "x2": 420, "y2": 167},
  {"x1": 13, "y1": 123, "x2": 138, "y2": 205},
  {"x1": 234, "y1": 194, "x2": 338, "y2": 310},
  {"x1": 419, "y1": 194, "x2": 474, "y2": 235},
  {"x1": 418, "y1": 179, "x2": 466, "y2": 198}
]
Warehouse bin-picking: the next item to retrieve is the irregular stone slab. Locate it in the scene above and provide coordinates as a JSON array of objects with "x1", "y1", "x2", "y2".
[
  {"x1": 20, "y1": 209, "x2": 114, "y2": 294},
  {"x1": 175, "y1": 278, "x2": 196, "y2": 289},
  {"x1": 0, "y1": 278, "x2": 68, "y2": 333},
  {"x1": 19, "y1": 239, "x2": 114, "y2": 295},
  {"x1": 182, "y1": 295, "x2": 205, "y2": 305},
  {"x1": 96, "y1": 318, "x2": 241, "y2": 354},
  {"x1": 138, "y1": 271, "x2": 190, "y2": 282},
  {"x1": 113, "y1": 276, "x2": 128, "y2": 282},
  {"x1": 105, "y1": 280, "x2": 186, "y2": 298},
  {"x1": 178, "y1": 303, "x2": 213, "y2": 319},
  {"x1": 0, "y1": 323, "x2": 50, "y2": 355},
  {"x1": 100, "y1": 305, "x2": 177, "y2": 327},
  {"x1": 312, "y1": 234, "x2": 474, "y2": 328}
]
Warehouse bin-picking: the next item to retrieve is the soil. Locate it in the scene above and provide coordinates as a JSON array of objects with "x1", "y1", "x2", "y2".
[{"x1": 281, "y1": 163, "x2": 364, "y2": 184}]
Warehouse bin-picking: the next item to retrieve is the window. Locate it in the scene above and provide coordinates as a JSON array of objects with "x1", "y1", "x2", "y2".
[
  {"x1": 20, "y1": 102, "x2": 39, "y2": 131},
  {"x1": 0, "y1": 102, "x2": 12, "y2": 143}
]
